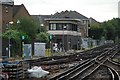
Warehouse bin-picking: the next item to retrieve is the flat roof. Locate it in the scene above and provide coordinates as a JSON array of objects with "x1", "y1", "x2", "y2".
[{"x1": 45, "y1": 18, "x2": 82, "y2": 22}]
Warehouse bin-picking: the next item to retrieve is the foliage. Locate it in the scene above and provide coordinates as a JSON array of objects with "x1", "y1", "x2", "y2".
[
  {"x1": 13, "y1": 17, "x2": 38, "y2": 42},
  {"x1": 90, "y1": 18, "x2": 120, "y2": 41},
  {"x1": 36, "y1": 32, "x2": 49, "y2": 43},
  {"x1": 34, "y1": 19, "x2": 47, "y2": 33},
  {"x1": 18, "y1": 31, "x2": 30, "y2": 43},
  {"x1": 2, "y1": 29, "x2": 21, "y2": 55},
  {"x1": 89, "y1": 23, "x2": 104, "y2": 39},
  {"x1": 2, "y1": 29, "x2": 20, "y2": 41},
  {"x1": 1, "y1": 17, "x2": 38, "y2": 55},
  {"x1": 0, "y1": 32, "x2": 2, "y2": 38},
  {"x1": 101, "y1": 19, "x2": 116, "y2": 40},
  {"x1": 115, "y1": 18, "x2": 120, "y2": 38}
]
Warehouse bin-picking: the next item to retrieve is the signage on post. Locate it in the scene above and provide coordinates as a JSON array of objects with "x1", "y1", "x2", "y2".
[
  {"x1": 22, "y1": 35, "x2": 25, "y2": 40},
  {"x1": 49, "y1": 35, "x2": 52, "y2": 40}
]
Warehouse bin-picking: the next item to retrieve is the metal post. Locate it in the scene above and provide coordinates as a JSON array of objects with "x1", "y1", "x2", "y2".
[
  {"x1": 50, "y1": 41, "x2": 52, "y2": 56},
  {"x1": 22, "y1": 41, "x2": 24, "y2": 59},
  {"x1": 63, "y1": 26, "x2": 66, "y2": 53},
  {"x1": 8, "y1": 33, "x2": 10, "y2": 58},
  {"x1": 22, "y1": 35, "x2": 24, "y2": 59},
  {"x1": 77, "y1": 33, "x2": 79, "y2": 50},
  {"x1": 8, "y1": 21, "x2": 13, "y2": 58},
  {"x1": 63, "y1": 27, "x2": 64, "y2": 52}
]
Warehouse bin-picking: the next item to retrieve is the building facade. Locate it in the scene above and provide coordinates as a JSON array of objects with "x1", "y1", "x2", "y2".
[
  {"x1": 45, "y1": 18, "x2": 82, "y2": 51},
  {"x1": 0, "y1": 1, "x2": 14, "y2": 57},
  {"x1": 51, "y1": 10, "x2": 89, "y2": 38}
]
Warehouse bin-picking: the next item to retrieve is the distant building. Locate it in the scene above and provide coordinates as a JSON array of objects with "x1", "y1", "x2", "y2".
[
  {"x1": 32, "y1": 10, "x2": 89, "y2": 51},
  {"x1": 118, "y1": 1, "x2": 120, "y2": 18},
  {"x1": 88, "y1": 17, "x2": 100, "y2": 38},
  {"x1": 45, "y1": 18, "x2": 82, "y2": 51},
  {"x1": 32, "y1": 15, "x2": 51, "y2": 32},
  {"x1": 0, "y1": 0, "x2": 14, "y2": 5},
  {"x1": 51, "y1": 10, "x2": 89, "y2": 38},
  {"x1": 0, "y1": 1, "x2": 31, "y2": 56},
  {"x1": 89, "y1": 17, "x2": 100, "y2": 24}
]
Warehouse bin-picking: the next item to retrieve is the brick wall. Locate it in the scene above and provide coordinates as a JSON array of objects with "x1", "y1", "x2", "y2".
[
  {"x1": 0, "y1": 3, "x2": 2, "y2": 59},
  {"x1": 13, "y1": 4, "x2": 31, "y2": 20}
]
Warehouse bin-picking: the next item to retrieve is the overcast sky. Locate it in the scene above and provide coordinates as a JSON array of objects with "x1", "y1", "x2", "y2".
[{"x1": 14, "y1": 0, "x2": 119, "y2": 22}]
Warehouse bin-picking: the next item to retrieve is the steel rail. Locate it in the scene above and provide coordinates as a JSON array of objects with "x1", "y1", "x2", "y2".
[
  {"x1": 49, "y1": 47, "x2": 113, "y2": 80},
  {"x1": 108, "y1": 67, "x2": 120, "y2": 80},
  {"x1": 66, "y1": 47, "x2": 116, "y2": 80}
]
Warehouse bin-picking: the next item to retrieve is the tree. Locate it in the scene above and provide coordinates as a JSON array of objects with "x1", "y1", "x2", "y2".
[
  {"x1": 36, "y1": 32, "x2": 50, "y2": 48},
  {"x1": 13, "y1": 17, "x2": 38, "y2": 43},
  {"x1": 3, "y1": 29, "x2": 20, "y2": 41},
  {"x1": 90, "y1": 18, "x2": 120, "y2": 41},
  {"x1": 89, "y1": 23, "x2": 104, "y2": 39},
  {"x1": 115, "y1": 18, "x2": 120, "y2": 38},
  {"x1": 2, "y1": 29, "x2": 21, "y2": 56},
  {"x1": 1, "y1": 17, "x2": 42, "y2": 57},
  {"x1": 101, "y1": 18, "x2": 119, "y2": 40},
  {"x1": 36, "y1": 32, "x2": 49, "y2": 43},
  {"x1": 2, "y1": 29, "x2": 29, "y2": 56},
  {"x1": 103, "y1": 20, "x2": 116, "y2": 40}
]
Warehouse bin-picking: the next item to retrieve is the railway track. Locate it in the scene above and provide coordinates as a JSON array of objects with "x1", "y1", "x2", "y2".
[
  {"x1": 71, "y1": 45, "x2": 120, "y2": 80},
  {"x1": 49, "y1": 44, "x2": 120, "y2": 80},
  {"x1": 108, "y1": 67, "x2": 120, "y2": 80},
  {"x1": 82, "y1": 46, "x2": 120, "y2": 80},
  {"x1": 79, "y1": 65, "x2": 119, "y2": 80},
  {"x1": 23, "y1": 43, "x2": 120, "y2": 80},
  {"x1": 68, "y1": 47, "x2": 116, "y2": 80},
  {"x1": 26, "y1": 44, "x2": 113, "y2": 65},
  {"x1": 104, "y1": 47, "x2": 120, "y2": 79}
]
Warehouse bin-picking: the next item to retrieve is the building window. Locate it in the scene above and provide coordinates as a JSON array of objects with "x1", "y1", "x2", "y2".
[
  {"x1": 71, "y1": 24, "x2": 77, "y2": 31},
  {"x1": 53, "y1": 24, "x2": 56, "y2": 30},
  {"x1": 75, "y1": 25, "x2": 77, "y2": 31},
  {"x1": 50, "y1": 23, "x2": 56, "y2": 30},
  {"x1": 57, "y1": 24, "x2": 62, "y2": 30}
]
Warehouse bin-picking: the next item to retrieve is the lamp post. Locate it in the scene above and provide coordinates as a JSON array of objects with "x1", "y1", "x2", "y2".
[
  {"x1": 16, "y1": 20, "x2": 23, "y2": 57},
  {"x1": 8, "y1": 21, "x2": 13, "y2": 58},
  {"x1": 63, "y1": 26, "x2": 66, "y2": 52}
]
